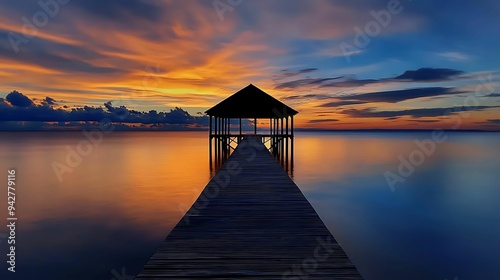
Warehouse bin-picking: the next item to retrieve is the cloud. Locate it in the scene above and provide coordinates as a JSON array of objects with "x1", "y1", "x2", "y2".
[
  {"x1": 74, "y1": 0, "x2": 162, "y2": 22},
  {"x1": 487, "y1": 119, "x2": 500, "y2": 124},
  {"x1": 242, "y1": 0, "x2": 423, "y2": 41},
  {"x1": 0, "y1": 1, "x2": 280, "y2": 109},
  {"x1": 275, "y1": 77, "x2": 343, "y2": 89},
  {"x1": 319, "y1": 100, "x2": 366, "y2": 107},
  {"x1": 436, "y1": 52, "x2": 470, "y2": 62},
  {"x1": 6, "y1": 90, "x2": 34, "y2": 107},
  {"x1": 283, "y1": 94, "x2": 326, "y2": 100},
  {"x1": 0, "y1": 91, "x2": 208, "y2": 127},
  {"x1": 393, "y1": 68, "x2": 464, "y2": 82},
  {"x1": 485, "y1": 93, "x2": 500, "y2": 97},
  {"x1": 280, "y1": 68, "x2": 319, "y2": 78},
  {"x1": 308, "y1": 119, "x2": 339, "y2": 123},
  {"x1": 43, "y1": 96, "x2": 56, "y2": 106},
  {"x1": 342, "y1": 105, "x2": 499, "y2": 118},
  {"x1": 275, "y1": 68, "x2": 465, "y2": 90},
  {"x1": 408, "y1": 119, "x2": 440, "y2": 123},
  {"x1": 319, "y1": 78, "x2": 379, "y2": 88},
  {"x1": 320, "y1": 87, "x2": 461, "y2": 107}
]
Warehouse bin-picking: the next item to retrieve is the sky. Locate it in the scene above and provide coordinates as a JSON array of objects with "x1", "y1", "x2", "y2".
[{"x1": 0, "y1": 0, "x2": 499, "y2": 130}]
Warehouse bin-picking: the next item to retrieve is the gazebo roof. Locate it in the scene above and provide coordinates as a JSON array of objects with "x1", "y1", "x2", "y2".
[{"x1": 205, "y1": 84, "x2": 298, "y2": 118}]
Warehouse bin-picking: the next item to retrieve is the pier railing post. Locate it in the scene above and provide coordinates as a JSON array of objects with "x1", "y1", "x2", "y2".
[
  {"x1": 254, "y1": 117, "x2": 257, "y2": 134},
  {"x1": 209, "y1": 116, "x2": 213, "y2": 162},
  {"x1": 239, "y1": 118, "x2": 242, "y2": 144}
]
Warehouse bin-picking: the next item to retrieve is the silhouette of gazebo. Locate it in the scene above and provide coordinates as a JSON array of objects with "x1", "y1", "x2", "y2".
[{"x1": 206, "y1": 84, "x2": 298, "y2": 173}]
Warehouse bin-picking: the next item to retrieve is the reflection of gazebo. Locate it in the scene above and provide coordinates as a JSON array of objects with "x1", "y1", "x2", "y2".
[{"x1": 205, "y1": 84, "x2": 298, "y2": 172}]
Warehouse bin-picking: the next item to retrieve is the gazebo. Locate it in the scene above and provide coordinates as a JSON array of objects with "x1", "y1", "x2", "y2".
[{"x1": 205, "y1": 84, "x2": 298, "y2": 171}]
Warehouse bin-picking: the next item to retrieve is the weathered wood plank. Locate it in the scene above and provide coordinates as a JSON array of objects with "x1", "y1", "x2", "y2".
[{"x1": 136, "y1": 136, "x2": 363, "y2": 279}]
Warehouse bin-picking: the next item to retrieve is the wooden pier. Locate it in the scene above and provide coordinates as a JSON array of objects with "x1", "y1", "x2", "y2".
[{"x1": 135, "y1": 136, "x2": 363, "y2": 279}]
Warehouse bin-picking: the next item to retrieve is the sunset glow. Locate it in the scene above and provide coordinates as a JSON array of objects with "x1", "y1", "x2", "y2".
[{"x1": 1, "y1": 0, "x2": 499, "y2": 130}]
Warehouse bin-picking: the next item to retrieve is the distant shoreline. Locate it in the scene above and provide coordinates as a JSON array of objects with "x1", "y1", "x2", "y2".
[{"x1": 0, "y1": 128, "x2": 498, "y2": 133}]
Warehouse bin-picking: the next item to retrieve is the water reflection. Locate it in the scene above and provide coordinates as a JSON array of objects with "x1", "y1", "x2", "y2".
[
  {"x1": 0, "y1": 131, "x2": 499, "y2": 280},
  {"x1": 293, "y1": 132, "x2": 500, "y2": 280},
  {"x1": 0, "y1": 131, "x2": 210, "y2": 279}
]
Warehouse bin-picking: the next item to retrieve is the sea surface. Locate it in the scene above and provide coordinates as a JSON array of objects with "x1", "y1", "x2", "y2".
[{"x1": 0, "y1": 131, "x2": 499, "y2": 280}]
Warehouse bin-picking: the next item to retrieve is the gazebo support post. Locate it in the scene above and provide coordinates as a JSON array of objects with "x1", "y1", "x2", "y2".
[
  {"x1": 285, "y1": 116, "x2": 289, "y2": 169},
  {"x1": 254, "y1": 117, "x2": 257, "y2": 135},
  {"x1": 209, "y1": 116, "x2": 213, "y2": 161},
  {"x1": 290, "y1": 116, "x2": 295, "y2": 171},
  {"x1": 280, "y1": 117, "x2": 284, "y2": 163}
]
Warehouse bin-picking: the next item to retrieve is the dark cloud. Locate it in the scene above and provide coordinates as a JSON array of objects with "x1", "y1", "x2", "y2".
[
  {"x1": 308, "y1": 119, "x2": 339, "y2": 123},
  {"x1": 319, "y1": 100, "x2": 366, "y2": 107},
  {"x1": 6, "y1": 90, "x2": 34, "y2": 107},
  {"x1": 0, "y1": 91, "x2": 208, "y2": 128},
  {"x1": 485, "y1": 93, "x2": 500, "y2": 97},
  {"x1": 409, "y1": 120, "x2": 440, "y2": 123},
  {"x1": 394, "y1": 68, "x2": 464, "y2": 82},
  {"x1": 487, "y1": 119, "x2": 500, "y2": 124},
  {"x1": 43, "y1": 97, "x2": 56, "y2": 105},
  {"x1": 283, "y1": 94, "x2": 326, "y2": 100},
  {"x1": 320, "y1": 79, "x2": 378, "y2": 88},
  {"x1": 347, "y1": 87, "x2": 459, "y2": 103},
  {"x1": 75, "y1": 0, "x2": 162, "y2": 22},
  {"x1": 300, "y1": 68, "x2": 318, "y2": 73},
  {"x1": 0, "y1": 41, "x2": 125, "y2": 74},
  {"x1": 275, "y1": 77, "x2": 343, "y2": 89},
  {"x1": 104, "y1": 101, "x2": 129, "y2": 117},
  {"x1": 342, "y1": 105, "x2": 499, "y2": 119},
  {"x1": 320, "y1": 87, "x2": 460, "y2": 107},
  {"x1": 280, "y1": 68, "x2": 319, "y2": 78},
  {"x1": 275, "y1": 68, "x2": 465, "y2": 90}
]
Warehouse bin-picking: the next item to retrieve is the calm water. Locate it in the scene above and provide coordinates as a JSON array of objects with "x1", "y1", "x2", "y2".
[{"x1": 0, "y1": 131, "x2": 499, "y2": 280}]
